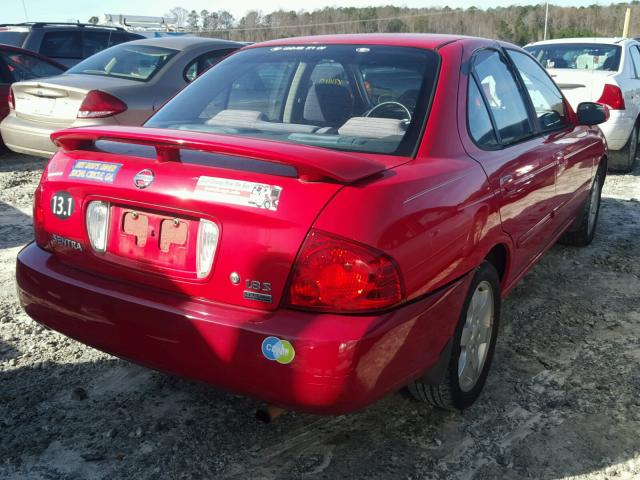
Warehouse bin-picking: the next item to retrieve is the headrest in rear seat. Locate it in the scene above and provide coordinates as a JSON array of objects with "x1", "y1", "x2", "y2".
[
  {"x1": 206, "y1": 109, "x2": 267, "y2": 125},
  {"x1": 338, "y1": 117, "x2": 408, "y2": 138}
]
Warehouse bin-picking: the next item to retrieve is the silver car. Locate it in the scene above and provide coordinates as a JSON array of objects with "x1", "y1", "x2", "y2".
[{"x1": 1, "y1": 36, "x2": 242, "y2": 157}]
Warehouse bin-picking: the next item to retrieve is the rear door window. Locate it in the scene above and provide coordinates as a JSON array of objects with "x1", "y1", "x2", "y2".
[
  {"x1": 40, "y1": 31, "x2": 83, "y2": 59},
  {"x1": 472, "y1": 50, "x2": 533, "y2": 145},
  {"x1": 0, "y1": 51, "x2": 65, "y2": 82},
  {"x1": 508, "y1": 50, "x2": 568, "y2": 132},
  {"x1": 467, "y1": 76, "x2": 498, "y2": 148}
]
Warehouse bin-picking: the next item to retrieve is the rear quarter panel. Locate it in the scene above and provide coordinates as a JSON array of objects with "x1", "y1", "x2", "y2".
[{"x1": 314, "y1": 40, "x2": 512, "y2": 300}]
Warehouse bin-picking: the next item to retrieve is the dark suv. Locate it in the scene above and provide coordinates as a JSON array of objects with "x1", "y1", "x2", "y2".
[{"x1": 0, "y1": 23, "x2": 144, "y2": 67}]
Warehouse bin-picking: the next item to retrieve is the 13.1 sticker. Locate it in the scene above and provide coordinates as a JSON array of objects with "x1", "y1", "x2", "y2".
[{"x1": 51, "y1": 191, "x2": 75, "y2": 219}]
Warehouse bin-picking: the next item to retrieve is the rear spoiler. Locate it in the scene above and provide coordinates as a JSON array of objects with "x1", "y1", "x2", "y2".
[{"x1": 51, "y1": 126, "x2": 388, "y2": 183}]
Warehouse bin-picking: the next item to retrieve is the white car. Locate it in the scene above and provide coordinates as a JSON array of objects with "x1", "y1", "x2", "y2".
[{"x1": 525, "y1": 37, "x2": 640, "y2": 172}]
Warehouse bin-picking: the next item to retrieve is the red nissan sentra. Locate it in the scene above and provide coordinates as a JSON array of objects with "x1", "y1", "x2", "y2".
[{"x1": 16, "y1": 34, "x2": 608, "y2": 414}]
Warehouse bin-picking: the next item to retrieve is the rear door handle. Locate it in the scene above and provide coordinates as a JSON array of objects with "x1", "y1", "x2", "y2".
[{"x1": 500, "y1": 174, "x2": 515, "y2": 192}]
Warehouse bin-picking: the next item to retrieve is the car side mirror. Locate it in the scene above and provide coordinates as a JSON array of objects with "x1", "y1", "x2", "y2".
[{"x1": 576, "y1": 102, "x2": 609, "y2": 125}]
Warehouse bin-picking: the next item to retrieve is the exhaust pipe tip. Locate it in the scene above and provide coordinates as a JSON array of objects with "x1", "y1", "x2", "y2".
[{"x1": 256, "y1": 404, "x2": 286, "y2": 423}]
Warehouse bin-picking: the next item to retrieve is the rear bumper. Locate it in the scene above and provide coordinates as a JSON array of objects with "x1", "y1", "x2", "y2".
[
  {"x1": 0, "y1": 114, "x2": 117, "y2": 158},
  {"x1": 16, "y1": 243, "x2": 471, "y2": 414},
  {"x1": 599, "y1": 109, "x2": 635, "y2": 151},
  {"x1": 0, "y1": 114, "x2": 58, "y2": 157}
]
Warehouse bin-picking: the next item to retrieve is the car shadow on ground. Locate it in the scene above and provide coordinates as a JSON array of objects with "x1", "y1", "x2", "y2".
[
  {"x1": 0, "y1": 343, "x2": 638, "y2": 480},
  {"x1": 0, "y1": 150, "x2": 46, "y2": 173},
  {"x1": 0, "y1": 200, "x2": 33, "y2": 249},
  {"x1": 1, "y1": 164, "x2": 638, "y2": 480}
]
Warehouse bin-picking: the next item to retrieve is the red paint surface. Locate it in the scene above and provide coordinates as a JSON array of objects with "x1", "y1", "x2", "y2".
[{"x1": 16, "y1": 34, "x2": 607, "y2": 413}]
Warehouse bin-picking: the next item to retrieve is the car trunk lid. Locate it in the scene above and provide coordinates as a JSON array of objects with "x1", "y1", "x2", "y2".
[
  {"x1": 547, "y1": 68, "x2": 616, "y2": 109},
  {"x1": 39, "y1": 126, "x2": 397, "y2": 310},
  {"x1": 11, "y1": 75, "x2": 136, "y2": 126}
]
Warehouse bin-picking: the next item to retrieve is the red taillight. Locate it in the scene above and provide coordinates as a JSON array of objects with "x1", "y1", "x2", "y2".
[
  {"x1": 597, "y1": 84, "x2": 625, "y2": 110},
  {"x1": 286, "y1": 230, "x2": 404, "y2": 313},
  {"x1": 77, "y1": 90, "x2": 127, "y2": 119},
  {"x1": 33, "y1": 182, "x2": 49, "y2": 250},
  {"x1": 8, "y1": 87, "x2": 14, "y2": 110}
]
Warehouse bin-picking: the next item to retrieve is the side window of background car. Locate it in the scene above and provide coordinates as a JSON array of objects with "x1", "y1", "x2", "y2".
[
  {"x1": 0, "y1": 51, "x2": 64, "y2": 82},
  {"x1": 628, "y1": 46, "x2": 640, "y2": 78},
  {"x1": 468, "y1": 76, "x2": 499, "y2": 148},
  {"x1": 83, "y1": 31, "x2": 110, "y2": 58},
  {"x1": 508, "y1": 50, "x2": 568, "y2": 133},
  {"x1": 108, "y1": 32, "x2": 132, "y2": 47},
  {"x1": 184, "y1": 49, "x2": 235, "y2": 82},
  {"x1": 40, "y1": 31, "x2": 82, "y2": 59},
  {"x1": 472, "y1": 50, "x2": 532, "y2": 145}
]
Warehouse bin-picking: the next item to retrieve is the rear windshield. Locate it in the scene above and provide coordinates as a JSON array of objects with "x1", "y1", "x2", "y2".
[
  {"x1": 146, "y1": 45, "x2": 439, "y2": 156},
  {"x1": 524, "y1": 43, "x2": 622, "y2": 71},
  {"x1": 67, "y1": 44, "x2": 177, "y2": 82},
  {"x1": 0, "y1": 31, "x2": 28, "y2": 47}
]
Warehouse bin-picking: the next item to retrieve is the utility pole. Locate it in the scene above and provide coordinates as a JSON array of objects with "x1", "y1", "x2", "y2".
[
  {"x1": 21, "y1": 0, "x2": 29, "y2": 21},
  {"x1": 544, "y1": 1, "x2": 549, "y2": 40},
  {"x1": 623, "y1": 7, "x2": 631, "y2": 38}
]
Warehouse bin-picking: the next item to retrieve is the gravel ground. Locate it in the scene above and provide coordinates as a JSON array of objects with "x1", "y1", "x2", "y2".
[{"x1": 0, "y1": 150, "x2": 639, "y2": 480}]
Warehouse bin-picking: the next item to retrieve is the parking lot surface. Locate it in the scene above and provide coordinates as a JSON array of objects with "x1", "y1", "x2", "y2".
[{"x1": 0, "y1": 151, "x2": 639, "y2": 480}]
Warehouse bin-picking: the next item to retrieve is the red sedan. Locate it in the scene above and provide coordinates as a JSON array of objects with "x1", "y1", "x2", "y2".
[
  {"x1": 0, "y1": 44, "x2": 65, "y2": 143},
  {"x1": 16, "y1": 34, "x2": 608, "y2": 414}
]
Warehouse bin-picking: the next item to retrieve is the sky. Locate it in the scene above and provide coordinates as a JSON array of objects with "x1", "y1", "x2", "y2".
[{"x1": 4, "y1": 0, "x2": 616, "y2": 24}]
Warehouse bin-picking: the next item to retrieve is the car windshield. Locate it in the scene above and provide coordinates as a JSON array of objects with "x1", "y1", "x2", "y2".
[
  {"x1": 67, "y1": 44, "x2": 177, "y2": 81},
  {"x1": 524, "y1": 43, "x2": 622, "y2": 71},
  {"x1": 146, "y1": 45, "x2": 439, "y2": 156},
  {"x1": 0, "y1": 31, "x2": 28, "y2": 47}
]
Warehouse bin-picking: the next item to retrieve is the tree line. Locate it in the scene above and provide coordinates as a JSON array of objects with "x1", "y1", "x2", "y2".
[{"x1": 165, "y1": 3, "x2": 640, "y2": 45}]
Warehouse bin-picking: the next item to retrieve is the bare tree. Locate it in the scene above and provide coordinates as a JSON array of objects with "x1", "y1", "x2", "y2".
[{"x1": 169, "y1": 7, "x2": 188, "y2": 28}]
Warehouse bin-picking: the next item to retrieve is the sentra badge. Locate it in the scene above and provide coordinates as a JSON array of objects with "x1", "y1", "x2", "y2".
[
  {"x1": 51, "y1": 234, "x2": 82, "y2": 251},
  {"x1": 134, "y1": 169, "x2": 154, "y2": 189},
  {"x1": 261, "y1": 336, "x2": 295, "y2": 364}
]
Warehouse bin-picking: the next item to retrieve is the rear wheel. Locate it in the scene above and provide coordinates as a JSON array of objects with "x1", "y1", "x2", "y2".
[
  {"x1": 608, "y1": 122, "x2": 638, "y2": 172},
  {"x1": 559, "y1": 163, "x2": 604, "y2": 247},
  {"x1": 409, "y1": 262, "x2": 500, "y2": 410}
]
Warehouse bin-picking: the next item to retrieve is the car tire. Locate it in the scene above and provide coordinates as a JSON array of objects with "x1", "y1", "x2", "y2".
[
  {"x1": 559, "y1": 162, "x2": 605, "y2": 247},
  {"x1": 408, "y1": 261, "x2": 501, "y2": 411},
  {"x1": 608, "y1": 122, "x2": 638, "y2": 173}
]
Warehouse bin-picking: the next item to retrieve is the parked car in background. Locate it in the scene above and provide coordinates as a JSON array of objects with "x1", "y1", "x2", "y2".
[
  {"x1": 0, "y1": 44, "x2": 66, "y2": 147},
  {"x1": 525, "y1": 37, "x2": 640, "y2": 172},
  {"x1": 1, "y1": 36, "x2": 242, "y2": 157},
  {"x1": 0, "y1": 23, "x2": 143, "y2": 67},
  {"x1": 16, "y1": 34, "x2": 608, "y2": 414}
]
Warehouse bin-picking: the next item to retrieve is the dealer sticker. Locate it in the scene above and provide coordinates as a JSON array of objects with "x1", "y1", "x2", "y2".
[
  {"x1": 69, "y1": 160, "x2": 122, "y2": 184},
  {"x1": 194, "y1": 176, "x2": 282, "y2": 211},
  {"x1": 261, "y1": 336, "x2": 295, "y2": 364}
]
